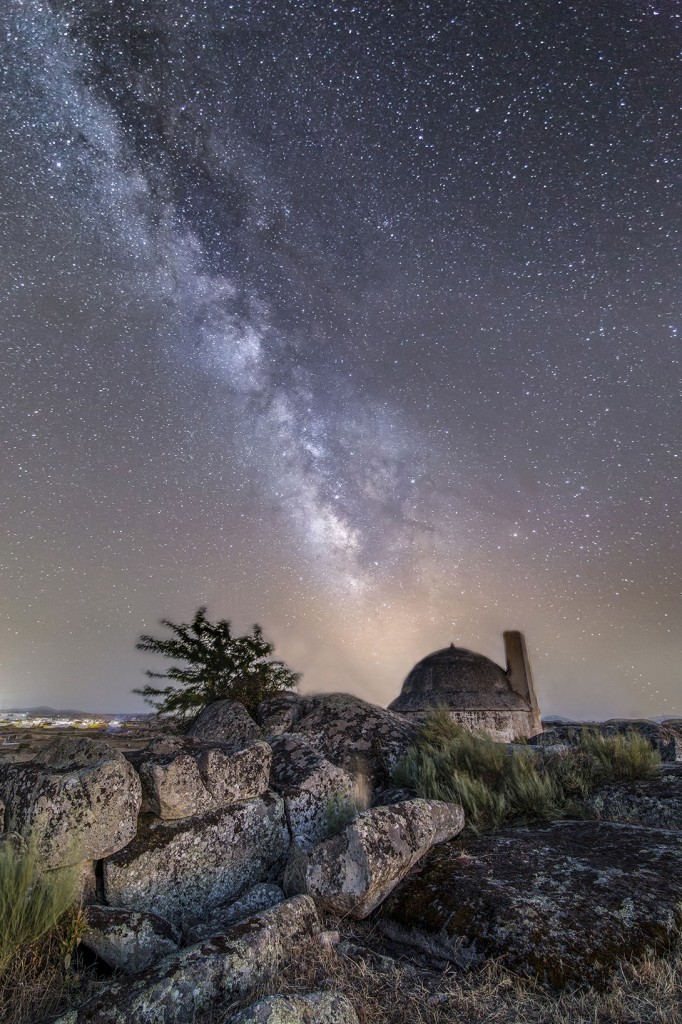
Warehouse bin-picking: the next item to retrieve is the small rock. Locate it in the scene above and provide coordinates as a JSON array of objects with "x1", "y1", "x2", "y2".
[{"x1": 82, "y1": 905, "x2": 181, "y2": 973}]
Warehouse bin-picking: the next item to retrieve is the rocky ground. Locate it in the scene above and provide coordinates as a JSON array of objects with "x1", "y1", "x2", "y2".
[{"x1": 0, "y1": 695, "x2": 681, "y2": 1024}]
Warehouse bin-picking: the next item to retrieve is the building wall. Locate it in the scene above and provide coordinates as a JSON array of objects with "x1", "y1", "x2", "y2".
[{"x1": 403, "y1": 708, "x2": 539, "y2": 744}]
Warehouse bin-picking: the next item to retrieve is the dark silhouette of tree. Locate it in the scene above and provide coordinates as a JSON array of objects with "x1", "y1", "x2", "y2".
[{"x1": 134, "y1": 607, "x2": 299, "y2": 719}]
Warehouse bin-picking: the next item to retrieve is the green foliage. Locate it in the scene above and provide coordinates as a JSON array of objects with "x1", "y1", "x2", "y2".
[
  {"x1": 0, "y1": 841, "x2": 78, "y2": 980},
  {"x1": 576, "y1": 729, "x2": 661, "y2": 782},
  {"x1": 392, "y1": 708, "x2": 662, "y2": 833},
  {"x1": 134, "y1": 606, "x2": 300, "y2": 719}
]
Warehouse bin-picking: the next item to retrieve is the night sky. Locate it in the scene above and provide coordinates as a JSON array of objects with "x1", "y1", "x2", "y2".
[{"x1": 1, "y1": 0, "x2": 680, "y2": 717}]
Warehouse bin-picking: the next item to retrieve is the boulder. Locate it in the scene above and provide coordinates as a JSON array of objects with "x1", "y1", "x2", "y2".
[
  {"x1": 378, "y1": 820, "x2": 682, "y2": 987},
  {"x1": 81, "y1": 905, "x2": 181, "y2": 973},
  {"x1": 530, "y1": 719, "x2": 682, "y2": 762},
  {"x1": 183, "y1": 883, "x2": 285, "y2": 943},
  {"x1": 255, "y1": 694, "x2": 307, "y2": 736},
  {"x1": 188, "y1": 700, "x2": 262, "y2": 746},
  {"x1": 61, "y1": 896, "x2": 319, "y2": 1024},
  {"x1": 269, "y1": 734, "x2": 359, "y2": 850},
  {"x1": 580, "y1": 764, "x2": 682, "y2": 830},
  {"x1": 134, "y1": 737, "x2": 272, "y2": 819},
  {"x1": 284, "y1": 798, "x2": 464, "y2": 918},
  {"x1": 282, "y1": 693, "x2": 418, "y2": 787},
  {"x1": 0, "y1": 736, "x2": 141, "y2": 868},
  {"x1": 103, "y1": 794, "x2": 290, "y2": 927},
  {"x1": 230, "y1": 991, "x2": 359, "y2": 1024}
]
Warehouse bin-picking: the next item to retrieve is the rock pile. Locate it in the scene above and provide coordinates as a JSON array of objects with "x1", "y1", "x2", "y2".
[{"x1": 1, "y1": 693, "x2": 681, "y2": 1024}]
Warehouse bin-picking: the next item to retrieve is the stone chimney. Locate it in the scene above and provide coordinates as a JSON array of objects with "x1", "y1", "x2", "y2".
[{"x1": 503, "y1": 631, "x2": 542, "y2": 735}]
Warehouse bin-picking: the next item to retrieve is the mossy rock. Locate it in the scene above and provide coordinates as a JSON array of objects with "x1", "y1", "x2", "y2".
[{"x1": 378, "y1": 819, "x2": 682, "y2": 988}]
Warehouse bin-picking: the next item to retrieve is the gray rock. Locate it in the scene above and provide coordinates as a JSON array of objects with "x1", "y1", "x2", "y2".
[
  {"x1": 230, "y1": 991, "x2": 359, "y2": 1024},
  {"x1": 580, "y1": 764, "x2": 682, "y2": 829},
  {"x1": 64, "y1": 896, "x2": 320, "y2": 1024},
  {"x1": 269, "y1": 734, "x2": 360, "y2": 850},
  {"x1": 0, "y1": 736, "x2": 141, "y2": 868},
  {"x1": 256, "y1": 694, "x2": 307, "y2": 736},
  {"x1": 103, "y1": 794, "x2": 290, "y2": 927},
  {"x1": 378, "y1": 820, "x2": 682, "y2": 987},
  {"x1": 183, "y1": 883, "x2": 285, "y2": 943},
  {"x1": 529, "y1": 719, "x2": 682, "y2": 762},
  {"x1": 135, "y1": 737, "x2": 272, "y2": 819},
  {"x1": 82, "y1": 905, "x2": 181, "y2": 973},
  {"x1": 283, "y1": 693, "x2": 418, "y2": 787},
  {"x1": 188, "y1": 700, "x2": 262, "y2": 745},
  {"x1": 284, "y1": 798, "x2": 465, "y2": 918}
]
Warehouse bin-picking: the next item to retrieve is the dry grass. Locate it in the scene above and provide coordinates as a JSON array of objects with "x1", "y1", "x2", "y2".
[
  {"x1": 0, "y1": 909, "x2": 96, "y2": 1024},
  {"x1": 209, "y1": 927, "x2": 681, "y2": 1024}
]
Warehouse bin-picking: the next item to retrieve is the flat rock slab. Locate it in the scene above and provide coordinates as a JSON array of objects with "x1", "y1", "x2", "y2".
[
  {"x1": 581, "y1": 765, "x2": 682, "y2": 830},
  {"x1": 230, "y1": 991, "x2": 359, "y2": 1024},
  {"x1": 61, "y1": 896, "x2": 319, "y2": 1024},
  {"x1": 103, "y1": 794, "x2": 289, "y2": 927},
  {"x1": 378, "y1": 820, "x2": 682, "y2": 987}
]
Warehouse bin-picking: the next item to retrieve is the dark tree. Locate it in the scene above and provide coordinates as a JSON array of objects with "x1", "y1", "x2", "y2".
[{"x1": 134, "y1": 607, "x2": 299, "y2": 719}]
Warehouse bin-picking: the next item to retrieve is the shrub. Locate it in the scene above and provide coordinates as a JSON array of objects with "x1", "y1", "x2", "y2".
[
  {"x1": 392, "y1": 709, "x2": 662, "y2": 833},
  {"x1": 324, "y1": 776, "x2": 371, "y2": 838}
]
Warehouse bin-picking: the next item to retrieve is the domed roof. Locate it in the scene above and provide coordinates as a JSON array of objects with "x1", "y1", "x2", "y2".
[{"x1": 388, "y1": 643, "x2": 531, "y2": 713}]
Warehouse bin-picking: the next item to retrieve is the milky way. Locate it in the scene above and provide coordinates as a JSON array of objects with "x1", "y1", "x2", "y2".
[{"x1": 1, "y1": 0, "x2": 680, "y2": 716}]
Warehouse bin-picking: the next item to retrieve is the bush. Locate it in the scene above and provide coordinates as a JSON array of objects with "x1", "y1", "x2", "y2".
[{"x1": 392, "y1": 708, "x2": 662, "y2": 833}]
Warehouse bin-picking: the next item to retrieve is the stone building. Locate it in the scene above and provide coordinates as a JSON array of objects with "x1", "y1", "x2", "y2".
[{"x1": 388, "y1": 631, "x2": 542, "y2": 743}]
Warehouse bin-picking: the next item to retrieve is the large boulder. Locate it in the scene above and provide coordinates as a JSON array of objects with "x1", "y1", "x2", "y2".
[
  {"x1": 188, "y1": 700, "x2": 262, "y2": 746},
  {"x1": 60, "y1": 896, "x2": 320, "y2": 1024},
  {"x1": 230, "y1": 991, "x2": 359, "y2": 1024},
  {"x1": 102, "y1": 794, "x2": 289, "y2": 927},
  {"x1": 132, "y1": 736, "x2": 272, "y2": 819},
  {"x1": 378, "y1": 820, "x2": 682, "y2": 987},
  {"x1": 183, "y1": 883, "x2": 285, "y2": 943},
  {"x1": 580, "y1": 764, "x2": 682, "y2": 830},
  {"x1": 280, "y1": 694, "x2": 417, "y2": 787},
  {"x1": 81, "y1": 905, "x2": 181, "y2": 973},
  {"x1": 269, "y1": 734, "x2": 359, "y2": 850},
  {"x1": 530, "y1": 719, "x2": 682, "y2": 762},
  {"x1": 255, "y1": 694, "x2": 307, "y2": 736},
  {"x1": 284, "y1": 798, "x2": 464, "y2": 918},
  {"x1": 0, "y1": 737, "x2": 141, "y2": 868}
]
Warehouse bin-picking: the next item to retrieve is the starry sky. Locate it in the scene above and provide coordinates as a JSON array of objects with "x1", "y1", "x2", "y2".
[{"x1": 1, "y1": 0, "x2": 680, "y2": 717}]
